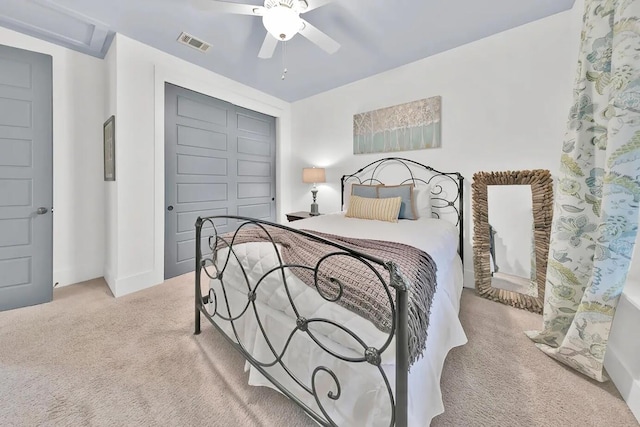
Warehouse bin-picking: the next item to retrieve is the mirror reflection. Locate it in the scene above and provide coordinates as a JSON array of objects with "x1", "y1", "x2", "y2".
[
  {"x1": 487, "y1": 185, "x2": 537, "y2": 297},
  {"x1": 473, "y1": 169, "x2": 552, "y2": 313}
]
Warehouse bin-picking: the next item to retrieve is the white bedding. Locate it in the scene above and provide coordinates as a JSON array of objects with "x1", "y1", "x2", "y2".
[{"x1": 208, "y1": 213, "x2": 467, "y2": 426}]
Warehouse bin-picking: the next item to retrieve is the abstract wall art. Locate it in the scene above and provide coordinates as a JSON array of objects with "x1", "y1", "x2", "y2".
[{"x1": 353, "y1": 96, "x2": 441, "y2": 155}]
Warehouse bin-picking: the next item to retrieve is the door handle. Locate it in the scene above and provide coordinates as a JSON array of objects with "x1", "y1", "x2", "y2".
[
  {"x1": 167, "y1": 205, "x2": 174, "y2": 211},
  {"x1": 37, "y1": 207, "x2": 48, "y2": 215}
]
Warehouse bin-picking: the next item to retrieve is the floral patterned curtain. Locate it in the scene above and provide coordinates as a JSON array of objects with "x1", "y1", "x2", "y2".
[{"x1": 526, "y1": 0, "x2": 640, "y2": 381}]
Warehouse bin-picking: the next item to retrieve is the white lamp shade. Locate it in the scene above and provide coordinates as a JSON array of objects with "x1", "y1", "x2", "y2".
[
  {"x1": 302, "y1": 167, "x2": 326, "y2": 184},
  {"x1": 262, "y1": 6, "x2": 302, "y2": 41}
]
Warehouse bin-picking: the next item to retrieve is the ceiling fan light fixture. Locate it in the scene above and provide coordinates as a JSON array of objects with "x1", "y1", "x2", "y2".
[{"x1": 262, "y1": 4, "x2": 302, "y2": 41}]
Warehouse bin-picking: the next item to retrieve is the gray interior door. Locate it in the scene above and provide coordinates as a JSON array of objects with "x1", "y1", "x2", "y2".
[
  {"x1": 165, "y1": 83, "x2": 276, "y2": 279},
  {"x1": 0, "y1": 45, "x2": 53, "y2": 311}
]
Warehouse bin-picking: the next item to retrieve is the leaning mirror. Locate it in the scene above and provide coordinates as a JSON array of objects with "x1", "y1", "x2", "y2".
[{"x1": 472, "y1": 170, "x2": 553, "y2": 313}]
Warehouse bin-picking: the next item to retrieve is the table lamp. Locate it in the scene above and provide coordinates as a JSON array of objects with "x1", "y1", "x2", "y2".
[{"x1": 302, "y1": 167, "x2": 326, "y2": 216}]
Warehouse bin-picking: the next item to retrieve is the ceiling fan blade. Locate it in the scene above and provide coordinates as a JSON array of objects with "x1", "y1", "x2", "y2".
[
  {"x1": 302, "y1": 0, "x2": 336, "y2": 13},
  {"x1": 192, "y1": 0, "x2": 264, "y2": 15},
  {"x1": 299, "y1": 19, "x2": 340, "y2": 54},
  {"x1": 258, "y1": 33, "x2": 279, "y2": 59}
]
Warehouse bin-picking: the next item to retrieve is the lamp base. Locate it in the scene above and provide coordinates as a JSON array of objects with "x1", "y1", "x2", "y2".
[{"x1": 310, "y1": 203, "x2": 320, "y2": 216}]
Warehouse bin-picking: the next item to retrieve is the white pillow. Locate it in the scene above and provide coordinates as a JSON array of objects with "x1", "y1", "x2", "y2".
[{"x1": 413, "y1": 184, "x2": 432, "y2": 219}]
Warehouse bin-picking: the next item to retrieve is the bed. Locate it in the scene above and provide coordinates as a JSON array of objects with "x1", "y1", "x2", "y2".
[{"x1": 194, "y1": 157, "x2": 466, "y2": 426}]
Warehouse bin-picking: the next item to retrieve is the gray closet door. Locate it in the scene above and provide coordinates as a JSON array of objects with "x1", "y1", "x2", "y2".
[
  {"x1": 0, "y1": 45, "x2": 53, "y2": 311},
  {"x1": 164, "y1": 83, "x2": 276, "y2": 279}
]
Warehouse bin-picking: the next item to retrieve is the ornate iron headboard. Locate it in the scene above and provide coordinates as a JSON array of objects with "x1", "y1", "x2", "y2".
[{"x1": 340, "y1": 157, "x2": 464, "y2": 263}]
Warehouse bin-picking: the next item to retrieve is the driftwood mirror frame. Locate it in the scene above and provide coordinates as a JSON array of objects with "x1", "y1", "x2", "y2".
[{"x1": 472, "y1": 170, "x2": 553, "y2": 313}]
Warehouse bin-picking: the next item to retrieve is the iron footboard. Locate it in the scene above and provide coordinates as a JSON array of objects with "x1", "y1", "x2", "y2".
[{"x1": 193, "y1": 216, "x2": 410, "y2": 427}]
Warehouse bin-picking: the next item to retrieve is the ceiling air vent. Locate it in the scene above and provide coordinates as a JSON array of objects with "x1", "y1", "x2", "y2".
[{"x1": 177, "y1": 32, "x2": 211, "y2": 53}]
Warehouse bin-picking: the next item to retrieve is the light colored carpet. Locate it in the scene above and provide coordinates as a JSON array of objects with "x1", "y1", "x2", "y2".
[{"x1": 0, "y1": 274, "x2": 637, "y2": 426}]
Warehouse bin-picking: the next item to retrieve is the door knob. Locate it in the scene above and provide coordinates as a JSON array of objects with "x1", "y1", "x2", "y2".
[
  {"x1": 37, "y1": 207, "x2": 48, "y2": 215},
  {"x1": 167, "y1": 205, "x2": 174, "y2": 211}
]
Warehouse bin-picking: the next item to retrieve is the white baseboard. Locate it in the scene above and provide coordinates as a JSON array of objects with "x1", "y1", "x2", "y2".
[
  {"x1": 605, "y1": 287, "x2": 640, "y2": 424},
  {"x1": 53, "y1": 267, "x2": 102, "y2": 288},
  {"x1": 55, "y1": 266, "x2": 163, "y2": 298},
  {"x1": 606, "y1": 343, "x2": 640, "y2": 423},
  {"x1": 113, "y1": 269, "x2": 163, "y2": 298},
  {"x1": 103, "y1": 267, "x2": 116, "y2": 297},
  {"x1": 630, "y1": 380, "x2": 640, "y2": 423}
]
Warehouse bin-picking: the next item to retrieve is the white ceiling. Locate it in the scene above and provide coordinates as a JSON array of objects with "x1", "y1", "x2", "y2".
[{"x1": 0, "y1": 0, "x2": 575, "y2": 102}]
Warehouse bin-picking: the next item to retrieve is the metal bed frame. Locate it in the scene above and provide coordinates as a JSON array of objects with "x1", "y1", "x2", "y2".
[{"x1": 194, "y1": 158, "x2": 463, "y2": 427}]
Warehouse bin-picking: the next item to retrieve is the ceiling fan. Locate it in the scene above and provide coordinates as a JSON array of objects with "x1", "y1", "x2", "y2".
[{"x1": 195, "y1": 0, "x2": 341, "y2": 59}]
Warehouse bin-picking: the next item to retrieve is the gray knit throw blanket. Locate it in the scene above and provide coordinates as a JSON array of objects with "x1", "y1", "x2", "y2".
[{"x1": 217, "y1": 225, "x2": 438, "y2": 365}]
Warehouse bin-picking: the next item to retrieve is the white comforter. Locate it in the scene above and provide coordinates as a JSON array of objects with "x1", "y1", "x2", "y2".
[{"x1": 208, "y1": 213, "x2": 467, "y2": 426}]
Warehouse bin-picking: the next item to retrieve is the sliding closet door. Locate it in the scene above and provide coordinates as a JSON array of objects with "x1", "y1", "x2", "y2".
[{"x1": 164, "y1": 83, "x2": 276, "y2": 279}]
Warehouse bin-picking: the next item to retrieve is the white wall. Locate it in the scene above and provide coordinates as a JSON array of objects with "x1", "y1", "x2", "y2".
[
  {"x1": 104, "y1": 34, "x2": 292, "y2": 297},
  {"x1": 290, "y1": 6, "x2": 581, "y2": 286},
  {"x1": 103, "y1": 36, "x2": 118, "y2": 296},
  {"x1": 0, "y1": 26, "x2": 105, "y2": 287}
]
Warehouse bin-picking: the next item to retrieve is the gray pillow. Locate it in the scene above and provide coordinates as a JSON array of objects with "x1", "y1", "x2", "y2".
[
  {"x1": 377, "y1": 185, "x2": 417, "y2": 220},
  {"x1": 351, "y1": 184, "x2": 379, "y2": 198}
]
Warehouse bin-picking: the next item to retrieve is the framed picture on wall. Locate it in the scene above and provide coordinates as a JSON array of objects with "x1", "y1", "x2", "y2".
[
  {"x1": 353, "y1": 96, "x2": 442, "y2": 154},
  {"x1": 103, "y1": 115, "x2": 115, "y2": 181}
]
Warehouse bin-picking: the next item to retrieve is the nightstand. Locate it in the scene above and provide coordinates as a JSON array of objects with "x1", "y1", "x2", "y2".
[{"x1": 286, "y1": 211, "x2": 321, "y2": 222}]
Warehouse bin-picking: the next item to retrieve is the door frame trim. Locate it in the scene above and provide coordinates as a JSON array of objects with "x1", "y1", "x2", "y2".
[{"x1": 151, "y1": 65, "x2": 291, "y2": 289}]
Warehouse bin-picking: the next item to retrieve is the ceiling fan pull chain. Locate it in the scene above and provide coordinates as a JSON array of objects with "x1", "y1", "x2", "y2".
[{"x1": 281, "y1": 40, "x2": 288, "y2": 80}]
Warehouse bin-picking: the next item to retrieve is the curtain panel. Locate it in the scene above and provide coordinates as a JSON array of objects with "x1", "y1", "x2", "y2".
[{"x1": 527, "y1": 0, "x2": 640, "y2": 382}]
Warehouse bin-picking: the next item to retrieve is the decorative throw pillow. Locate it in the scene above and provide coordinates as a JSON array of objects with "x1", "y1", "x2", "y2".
[
  {"x1": 413, "y1": 184, "x2": 433, "y2": 219},
  {"x1": 377, "y1": 184, "x2": 417, "y2": 220},
  {"x1": 351, "y1": 183, "x2": 381, "y2": 198},
  {"x1": 345, "y1": 195, "x2": 402, "y2": 223}
]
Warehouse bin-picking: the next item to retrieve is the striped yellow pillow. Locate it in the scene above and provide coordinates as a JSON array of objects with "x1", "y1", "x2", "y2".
[{"x1": 345, "y1": 195, "x2": 402, "y2": 223}]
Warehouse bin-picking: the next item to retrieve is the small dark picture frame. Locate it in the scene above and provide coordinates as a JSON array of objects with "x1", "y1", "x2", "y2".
[{"x1": 103, "y1": 115, "x2": 115, "y2": 181}]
